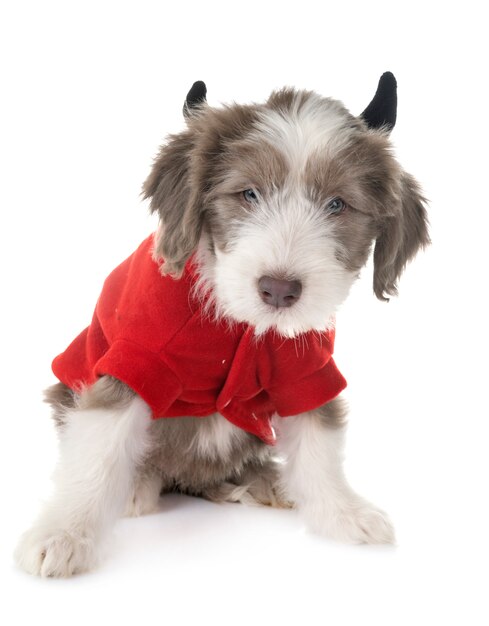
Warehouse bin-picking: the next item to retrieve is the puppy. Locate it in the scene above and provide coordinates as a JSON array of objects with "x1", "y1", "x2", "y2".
[{"x1": 15, "y1": 74, "x2": 429, "y2": 577}]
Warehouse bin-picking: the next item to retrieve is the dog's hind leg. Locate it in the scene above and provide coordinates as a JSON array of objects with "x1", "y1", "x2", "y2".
[
  {"x1": 199, "y1": 458, "x2": 292, "y2": 508},
  {"x1": 124, "y1": 469, "x2": 164, "y2": 517},
  {"x1": 15, "y1": 377, "x2": 152, "y2": 577}
]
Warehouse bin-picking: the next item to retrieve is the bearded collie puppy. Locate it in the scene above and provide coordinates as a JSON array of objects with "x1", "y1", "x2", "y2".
[{"x1": 15, "y1": 74, "x2": 429, "y2": 577}]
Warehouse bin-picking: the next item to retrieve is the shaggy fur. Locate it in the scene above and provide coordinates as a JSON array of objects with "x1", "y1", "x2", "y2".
[{"x1": 15, "y1": 77, "x2": 429, "y2": 577}]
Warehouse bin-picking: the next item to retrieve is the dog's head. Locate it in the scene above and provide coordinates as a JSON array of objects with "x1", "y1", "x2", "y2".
[{"x1": 143, "y1": 74, "x2": 429, "y2": 338}]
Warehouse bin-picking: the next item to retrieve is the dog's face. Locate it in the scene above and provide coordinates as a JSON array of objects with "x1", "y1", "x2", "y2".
[{"x1": 143, "y1": 79, "x2": 429, "y2": 338}]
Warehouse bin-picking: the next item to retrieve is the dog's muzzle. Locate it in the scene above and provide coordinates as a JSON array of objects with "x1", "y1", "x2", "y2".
[{"x1": 258, "y1": 276, "x2": 302, "y2": 308}]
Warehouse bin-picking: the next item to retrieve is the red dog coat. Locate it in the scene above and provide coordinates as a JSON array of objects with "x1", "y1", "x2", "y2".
[{"x1": 52, "y1": 235, "x2": 347, "y2": 444}]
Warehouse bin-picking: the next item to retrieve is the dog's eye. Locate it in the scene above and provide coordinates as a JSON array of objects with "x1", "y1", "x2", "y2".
[
  {"x1": 326, "y1": 197, "x2": 347, "y2": 215},
  {"x1": 243, "y1": 189, "x2": 258, "y2": 203}
]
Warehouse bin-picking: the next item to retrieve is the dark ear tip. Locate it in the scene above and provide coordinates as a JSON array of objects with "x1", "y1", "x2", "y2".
[
  {"x1": 361, "y1": 71, "x2": 398, "y2": 131},
  {"x1": 186, "y1": 81, "x2": 207, "y2": 104},
  {"x1": 184, "y1": 81, "x2": 207, "y2": 118},
  {"x1": 379, "y1": 71, "x2": 397, "y2": 89}
]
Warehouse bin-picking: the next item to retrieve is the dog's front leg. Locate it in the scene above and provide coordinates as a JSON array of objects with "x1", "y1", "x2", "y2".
[
  {"x1": 274, "y1": 398, "x2": 395, "y2": 544},
  {"x1": 15, "y1": 378, "x2": 152, "y2": 577}
]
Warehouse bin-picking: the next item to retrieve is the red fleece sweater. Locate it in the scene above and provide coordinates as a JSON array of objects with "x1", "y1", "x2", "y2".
[{"x1": 52, "y1": 235, "x2": 347, "y2": 444}]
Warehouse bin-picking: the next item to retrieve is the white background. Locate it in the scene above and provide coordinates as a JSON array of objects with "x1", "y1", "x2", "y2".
[{"x1": 1, "y1": 1, "x2": 488, "y2": 624}]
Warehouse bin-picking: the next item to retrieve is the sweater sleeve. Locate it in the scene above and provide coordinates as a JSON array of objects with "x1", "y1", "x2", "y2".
[
  {"x1": 266, "y1": 355, "x2": 347, "y2": 417},
  {"x1": 52, "y1": 235, "x2": 185, "y2": 418},
  {"x1": 259, "y1": 329, "x2": 347, "y2": 417},
  {"x1": 94, "y1": 339, "x2": 182, "y2": 417}
]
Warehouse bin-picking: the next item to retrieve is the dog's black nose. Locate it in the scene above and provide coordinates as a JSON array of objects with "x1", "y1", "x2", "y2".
[{"x1": 258, "y1": 276, "x2": 302, "y2": 308}]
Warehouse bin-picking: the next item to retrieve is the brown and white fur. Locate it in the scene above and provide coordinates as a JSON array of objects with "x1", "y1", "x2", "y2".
[{"x1": 15, "y1": 80, "x2": 429, "y2": 577}]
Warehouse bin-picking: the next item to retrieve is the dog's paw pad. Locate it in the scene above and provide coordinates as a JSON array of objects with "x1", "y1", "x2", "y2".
[{"x1": 15, "y1": 527, "x2": 97, "y2": 577}]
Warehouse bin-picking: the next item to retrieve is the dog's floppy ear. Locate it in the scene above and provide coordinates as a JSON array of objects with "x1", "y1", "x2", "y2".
[
  {"x1": 142, "y1": 130, "x2": 203, "y2": 277},
  {"x1": 373, "y1": 172, "x2": 430, "y2": 301},
  {"x1": 142, "y1": 81, "x2": 209, "y2": 277}
]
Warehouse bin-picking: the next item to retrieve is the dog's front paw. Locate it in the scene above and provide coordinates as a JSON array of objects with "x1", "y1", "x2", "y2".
[
  {"x1": 15, "y1": 526, "x2": 98, "y2": 577},
  {"x1": 306, "y1": 498, "x2": 395, "y2": 545}
]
